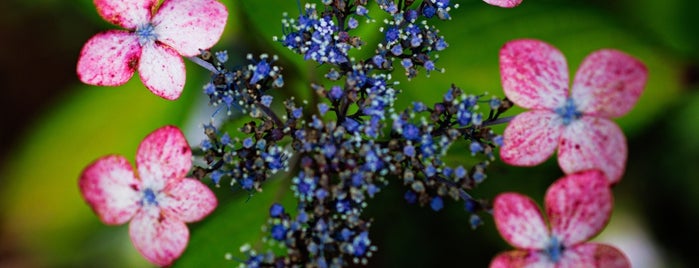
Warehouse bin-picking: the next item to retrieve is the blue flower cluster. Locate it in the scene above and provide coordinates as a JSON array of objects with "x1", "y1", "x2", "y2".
[
  {"x1": 202, "y1": 53, "x2": 284, "y2": 115},
  {"x1": 190, "y1": 0, "x2": 513, "y2": 267},
  {"x1": 242, "y1": 202, "x2": 376, "y2": 267},
  {"x1": 372, "y1": 0, "x2": 455, "y2": 78},
  {"x1": 192, "y1": 54, "x2": 291, "y2": 190},
  {"x1": 276, "y1": 3, "x2": 361, "y2": 65}
]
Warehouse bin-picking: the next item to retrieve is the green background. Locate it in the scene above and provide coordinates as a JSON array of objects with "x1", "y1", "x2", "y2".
[{"x1": 0, "y1": 0, "x2": 697, "y2": 267}]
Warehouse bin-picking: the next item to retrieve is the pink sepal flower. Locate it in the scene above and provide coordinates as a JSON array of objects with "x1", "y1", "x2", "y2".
[
  {"x1": 498, "y1": 39, "x2": 647, "y2": 184},
  {"x1": 77, "y1": 0, "x2": 228, "y2": 100},
  {"x1": 79, "y1": 126, "x2": 217, "y2": 266},
  {"x1": 483, "y1": 0, "x2": 522, "y2": 8},
  {"x1": 490, "y1": 170, "x2": 630, "y2": 268}
]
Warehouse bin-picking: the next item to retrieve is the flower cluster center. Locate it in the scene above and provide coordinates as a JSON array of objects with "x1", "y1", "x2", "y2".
[
  {"x1": 135, "y1": 23, "x2": 158, "y2": 46},
  {"x1": 142, "y1": 188, "x2": 159, "y2": 206},
  {"x1": 555, "y1": 98, "x2": 582, "y2": 125},
  {"x1": 545, "y1": 236, "x2": 564, "y2": 263}
]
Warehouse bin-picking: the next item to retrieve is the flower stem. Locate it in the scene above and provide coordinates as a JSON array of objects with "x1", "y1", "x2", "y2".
[
  {"x1": 187, "y1": 56, "x2": 218, "y2": 73},
  {"x1": 482, "y1": 115, "x2": 515, "y2": 126}
]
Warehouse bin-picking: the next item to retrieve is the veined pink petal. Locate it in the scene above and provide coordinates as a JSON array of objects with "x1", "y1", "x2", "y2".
[
  {"x1": 545, "y1": 171, "x2": 612, "y2": 247},
  {"x1": 77, "y1": 30, "x2": 141, "y2": 87},
  {"x1": 163, "y1": 178, "x2": 217, "y2": 222},
  {"x1": 572, "y1": 50, "x2": 648, "y2": 118},
  {"x1": 94, "y1": 0, "x2": 158, "y2": 29},
  {"x1": 129, "y1": 208, "x2": 189, "y2": 266},
  {"x1": 79, "y1": 155, "x2": 140, "y2": 225},
  {"x1": 483, "y1": 0, "x2": 523, "y2": 8},
  {"x1": 557, "y1": 117, "x2": 627, "y2": 184},
  {"x1": 500, "y1": 110, "x2": 564, "y2": 166},
  {"x1": 558, "y1": 243, "x2": 630, "y2": 268},
  {"x1": 490, "y1": 250, "x2": 553, "y2": 268},
  {"x1": 493, "y1": 193, "x2": 550, "y2": 250},
  {"x1": 500, "y1": 39, "x2": 569, "y2": 110},
  {"x1": 136, "y1": 126, "x2": 192, "y2": 189},
  {"x1": 153, "y1": 0, "x2": 228, "y2": 56},
  {"x1": 138, "y1": 43, "x2": 186, "y2": 100}
]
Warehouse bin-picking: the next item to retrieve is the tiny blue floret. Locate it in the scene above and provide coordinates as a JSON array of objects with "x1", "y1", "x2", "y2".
[
  {"x1": 430, "y1": 196, "x2": 444, "y2": 211},
  {"x1": 261, "y1": 95, "x2": 273, "y2": 107},
  {"x1": 403, "y1": 145, "x2": 416, "y2": 157},
  {"x1": 404, "y1": 190, "x2": 417, "y2": 204},
  {"x1": 269, "y1": 203, "x2": 285, "y2": 217},
  {"x1": 271, "y1": 224, "x2": 286, "y2": 241}
]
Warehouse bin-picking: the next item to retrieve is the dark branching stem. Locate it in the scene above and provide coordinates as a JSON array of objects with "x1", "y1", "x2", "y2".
[{"x1": 482, "y1": 115, "x2": 515, "y2": 127}]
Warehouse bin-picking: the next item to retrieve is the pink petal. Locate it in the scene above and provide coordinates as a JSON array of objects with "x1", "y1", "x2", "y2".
[
  {"x1": 490, "y1": 250, "x2": 553, "y2": 268},
  {"x1": 77, "y1": 30, "x2": 141, "y2": 87},
  {"x1": 138, "y1": 43, "x2": 186, "y2": 100},
  {"x1": 558, "y1": 243, "x2": 631, "y2": 268},
  {"x1": 545, "y1": 171, "x2": 613, "y2": 246},
  {"x1": 493, "y1": 193, "x2": 550, "y2": 250},
  {"x1": 152, "y1": 0, "x2": 228, "y2": 56},
  {"x1": 500, "y1": 39, "x2": 569, "y2": 110},
  {"x1": 129, "y1": 208, "x2": 189, "y2": 266},
  {"x1": 94, "y1": 0, "x2": 158, "y2": 29},
  {"x1": 572, "y1": 49, "x2": 648, "y2": 118},
  {"x1": 483, "y1": 0, "x2": 523, "y2": 8},
  {"x1": 79, "y1": 155, "x2": 140, "y2": 225},
  {"x1": 500, "y1": 110, "x2": 564, "y2": 166},
  {"x1": 557, "y1": 117, "x2": 627, "y2": 184},
  {"x1": 136, "y1": 126, "x2": 192, "y2": 190},
  {"x1": 162, "y1": 178, "x2": 217, "y2": 222}
]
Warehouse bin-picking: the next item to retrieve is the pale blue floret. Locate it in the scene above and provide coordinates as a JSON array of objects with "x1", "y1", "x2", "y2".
[
  {"x1": 135, "y1": 23, "x2": 158, "y2": 46},
  {"x1": 555, "y1": 98, "x2": 582, "y2": 125}
]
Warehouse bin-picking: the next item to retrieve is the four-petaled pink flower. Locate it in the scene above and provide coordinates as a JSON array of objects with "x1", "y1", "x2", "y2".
[
  {"x1": 483, "y1": 0, "x2": 522, "y2": 8},
  {"x1": 77, "y1": 0, "x2": 228, "y2": 100},
  {"x1": 499, "y1": 39, "x2": 647, "y2": 184},
  {"x1": 490, "y1": 170, "x2": 630, "y2": 268},
  {"x1": 79, "y1": 125, "x2": 217, "y2": 266}
]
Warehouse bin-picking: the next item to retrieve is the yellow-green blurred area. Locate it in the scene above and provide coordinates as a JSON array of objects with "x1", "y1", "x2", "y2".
[{"x1": 1, "y1": 0, "x2": 698, "y2": 267}]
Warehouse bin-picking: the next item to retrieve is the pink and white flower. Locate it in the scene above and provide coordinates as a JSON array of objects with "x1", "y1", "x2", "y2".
[
  {"x1": 490, "y1": 170, "x2": 630, "y2": 268},
  {"x1": 77, "y1": 0, "x2": 228, "y2": 100},
  {"x1": 79, "y1": 125, "x2": 217, "y2": 266},
  {"x1": 498, "y1": 39, "x2": 647, "y2": 184},
  {"x1": 483, "y1": 0, "x2": 522, "y2": 8}
]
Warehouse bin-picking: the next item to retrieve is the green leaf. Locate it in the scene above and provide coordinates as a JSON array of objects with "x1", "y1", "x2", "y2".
[{"x1": 616, "y1": 0, "x2": 699, "y2": 59}]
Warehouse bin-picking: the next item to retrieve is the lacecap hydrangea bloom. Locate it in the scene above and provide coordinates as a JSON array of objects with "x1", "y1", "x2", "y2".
[
  {"x1": 491, "y1": 170, "x2": 630, "y2": 267},
  {"x1": 79, "y1": 126, "x2": 217, "y2": 266},
  {"x1": 77, "y1": 0, "x2": 228, "y2": 100},
  {"x1": 498, "y1": 39, "x2": 647, "y2": 183}
]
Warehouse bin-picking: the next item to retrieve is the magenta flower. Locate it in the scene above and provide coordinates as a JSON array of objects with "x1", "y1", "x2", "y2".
[
  {"x1": 483, "y1": 0, "x2": 522, "y2": 8},
  {"x1": 498, "y1": 39, "x2": 647, "y2": 184},
  {"x1": 490, "y1": 170, "x2": 630, "y2": 268},
  {"x1": 76, "y1": 0, "x2": 228, "y2": 100},
  {"x1": 79, "y1": 126, "x2": 217, "y2": 266}
]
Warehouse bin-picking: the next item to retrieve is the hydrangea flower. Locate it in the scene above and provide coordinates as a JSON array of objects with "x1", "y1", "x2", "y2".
[
  {"x1": 491, "y1": 170, "x2": 630, "y2": 267},
  {"x1": 483, "y1": 0, "x2": 523, "y2": 8},
  {"x1": 77, "y1": 0, "x2": 228, "y2": 100},
  {"x1": 498, "y1": 39, "x2": 647, "y2": 183},
  {"x1": 79, "y1": 126, "x2": 217, "y2": 266}
]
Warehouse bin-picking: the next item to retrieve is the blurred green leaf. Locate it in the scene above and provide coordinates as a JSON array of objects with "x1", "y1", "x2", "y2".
[
  {"x1": 619, "y1": 0, "x2": 699, "y2": 59},
  {"x1": 0, "y1": 71, "x2": 200, "y2": 266}
]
